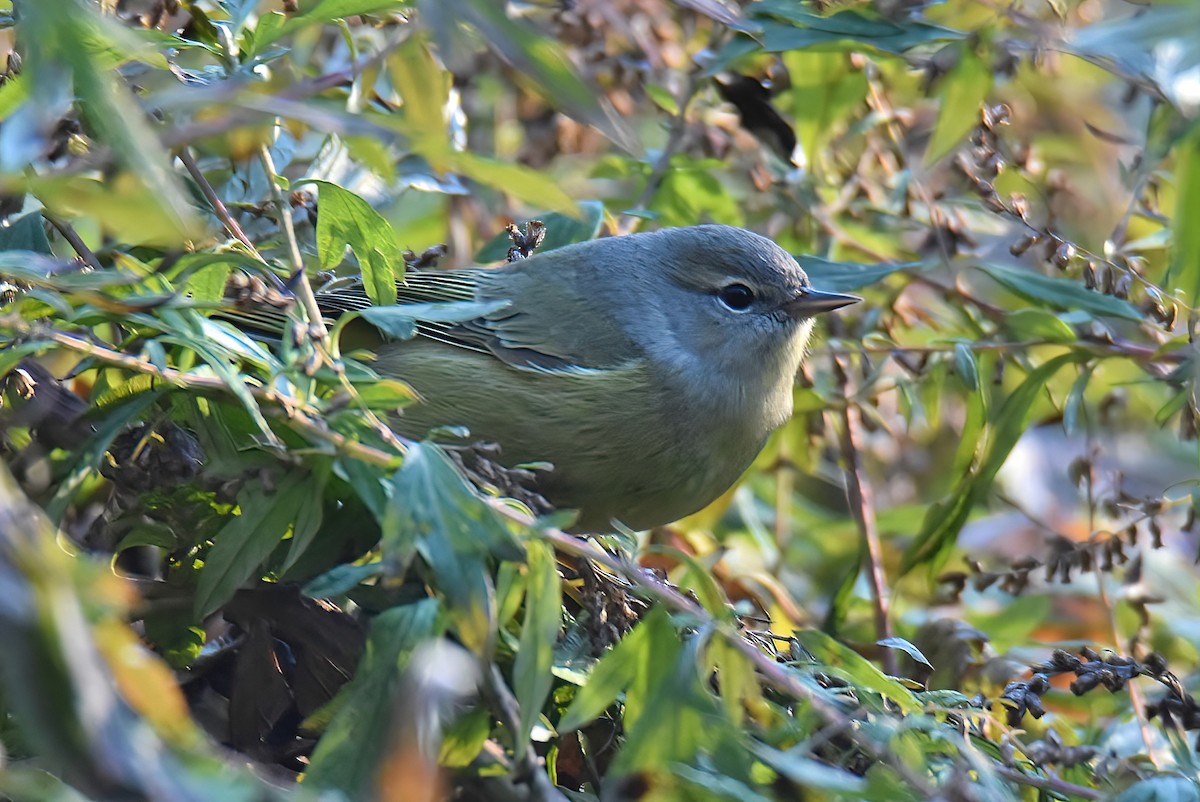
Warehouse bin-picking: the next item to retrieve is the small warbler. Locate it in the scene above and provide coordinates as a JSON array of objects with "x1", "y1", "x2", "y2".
[{"x1": 306, "y1": 224, "x2": 856, "y2": 532}]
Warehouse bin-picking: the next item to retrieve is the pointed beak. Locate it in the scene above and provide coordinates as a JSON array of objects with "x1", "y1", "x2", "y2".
[{"x1": 782, "y1": 288, "x2": 860, "y2": 318}]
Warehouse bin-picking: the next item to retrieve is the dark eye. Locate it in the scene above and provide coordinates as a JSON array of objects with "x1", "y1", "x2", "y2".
[{"x1": 717, "y1": 283, "x2": 756, "y2": 311}]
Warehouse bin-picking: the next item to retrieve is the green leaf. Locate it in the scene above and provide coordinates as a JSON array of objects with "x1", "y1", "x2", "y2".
[
  {"x1": 924, "y1": 46, "x2": 992, "y2": 164},
  {"x1": 953, "y1": 342, "x2": 979, "y2": 392},
  {"x1": 253, "y1": 0, "x2": 408, "y2": 49},
  {"x1": 644, "y1": 84, "x2": 679, "y2": 115},
  {"x1": 976, "y1": 263, "x2": 1143, "y2": 321},
  {"x1": 754, "y1": 744, "x2": 868, "y2": 795},
  {"x1": 421, "y1": 0, "x2": 636, "y2": 152},
  {"x1": 901, "y1": 353, "x2": 1080, "y2": 575},
  {"x1": 1002, "y1": 307, "x2": 1077, "y2": 343},
  {"x1": 794, "y1": 630, "x2": 919, "y2": 712},
  {"x1": 17, "y1": 0, "x2": 200, "y2": 242},
  {"x1": 752, "y1": 6, "x2": 965, "y2": 55},
  {"x1": 0, "y1": 212, "x2": 52, "y2": 255},
  {"x1": 305, "y1": 600, "x2": 442, "y2": 797},
  {"x1": 513, "y1": 540, "x2": 561, "y2": 745},
  {"x1": 783, "y1": 49, "x2": 870, "y2": 161},
  {"x1": 558, "y1": 607, "x2": 665, "y2": 733},
  {"x1": 1063, "y1": 364, "x2": 1094, "y2": 436},
  {"x1": 876, "y1": 637, "x2": 932, "y2": 669},
  {"x1": 448, "y1": 152, "x2": 577, "y2": 214},
  {"x1": 1113, "y1": 777, "x2": 1200, "y2": 802},
  {"x1": 310, "y1": 180, "x2": 403, "y2": 306},
  {"x1": 195, "y1": 471, "x2": 322, "y2": 618},
  {"x1": 387, "y1": 34, "x2": 452, "y2": 155},
  {"x1": 1169, "y1": 124, "x2": 1200, "y2": 307},
  {"x1": 384, "y1": 443, "x2": 520, "y2": 652},
  {"x1": 475, "y1": 201, "x2": 606, "y2": 263},
  {"x1": 795, "y1": 255, "x2": 909, "y2": 292}
]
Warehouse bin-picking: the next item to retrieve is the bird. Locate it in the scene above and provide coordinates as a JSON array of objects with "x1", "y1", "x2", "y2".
[{"x1": 238, "y1": 224, "x2": 857, "y2": 532}]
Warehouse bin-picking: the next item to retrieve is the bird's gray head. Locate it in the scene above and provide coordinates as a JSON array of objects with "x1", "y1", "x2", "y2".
[{"x1": 610, "y1": 225, "x2": 857, "y2": 394}]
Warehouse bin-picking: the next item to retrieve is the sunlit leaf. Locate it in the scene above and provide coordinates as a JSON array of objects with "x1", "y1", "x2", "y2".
[
  {"x1": 513, "y1": 540, "x2": 561, "y2": 745},
  {"x1": 977, "y1": 263, "x2": 1143, "y2": 321},
  {"x1": 310, "y1": 180, "x2": 403, "y2": 306}
]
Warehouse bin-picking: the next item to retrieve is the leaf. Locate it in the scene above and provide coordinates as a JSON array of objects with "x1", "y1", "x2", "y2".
[
  {"x1": 1112, "y1": 777, "x2": 1200, "y2": 802},
  {"x1": 1170, "y1": 124, "x2": 1200, "y2": 308},
  {"x1": 754, "y1": 744, "x2": 868, "y2": 795},
  {"x1": 16, "y1": 0, "x2": 200, "y2": 242},
  {"x1": 475, "y1": 200, "x2": 606, "y2": 263},
  {"x1": 513, "y1": 540, "x2": 561, "y2": 745},
  {"x1": 0, "y1": 212, "x2": 52, "y2": 255},
  {"x1": 876, "y1": 637, "x2": 932, "y2": 669},
  {"x1": 924, "y1": 46, "x2": 992, "y2": 164},
  {"x1": 304, "y1": 600, "x2": 442, "y2": 797},
  {"x1": 976, "y1": 263, "x2": 1143, "y2": 321},
  {"x1": 421, "y1": 0, "x2": 637, "y2": 152},
  {"x1": 751, "y1": 6, "x2": 965, "y2": 55},
  {"x1": 796, "y1": 255, "x2": 909, "y2": 292},
  {"x1": 384, "y1": 443, "x2": 520, "y2": 652},
  {"x1": 194, "y1": 471, "x2": 322, "y2": 618},
  {"x1": 386, "y1": 34, "x2": 452, "y2": 155},
  {"x1": 953, "y1": 342, "x2": 979, "y2": 392},
  {"x1": 1063, "y1": 364, "x2": 1094, "y2": 436},
  {"x1": 558, "y1": 607, "x2": 664, "y2": 733},
  {"x1": 1002, "y1": 307, "x2": 1077, "y2": 343},
  {"x1": 310, "y1": 180, "x2": 402, "y2": 306},
  {"x1": 794, "y1": 630, "x2": 919, "y2": 712},
  {"x1": 901, "y1": 353, "x2": 1080, "y2": 575},
  {"x1": 448, "y1": 152, "x2": 577, "y2": 214},
  {"x1": 253, "y1": 0, "x2": 409, "y2": 49}
]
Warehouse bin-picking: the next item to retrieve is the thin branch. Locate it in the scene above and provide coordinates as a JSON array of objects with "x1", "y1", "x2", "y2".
[
  {"x1": 831, "y1": 356, "x2": 894, "y2": 672},
  {"x1": 256, "y1": 143, "x2": 328, "y2": 342},
  {"x1": 994, "y1": 766, "x2": 1102, "y2": 801},
  {"x1": 619, "y1": 27, "x2": 728, "y2": 234},
  {"x1": 43, "y1": 213, "x2": 103, "y2": 271},
  {"x1": 177, "y1": 147, "x2": 265, "y2": 261},
  {"x1": 485, "y1": 665, "x2": 570, "y2": 802},
  {"x1": 21, "y1": 322, "x2": 402, "y2": 468}
]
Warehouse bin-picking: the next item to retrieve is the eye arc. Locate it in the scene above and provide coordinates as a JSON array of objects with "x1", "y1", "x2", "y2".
[{"x1": 716, "y1": 283, "x2": 756, "y2": 312}]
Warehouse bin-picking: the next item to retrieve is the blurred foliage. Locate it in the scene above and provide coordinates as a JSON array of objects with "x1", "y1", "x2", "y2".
[{"x1": 2, "y1": 0, "x2": 1200, "y2": 800}]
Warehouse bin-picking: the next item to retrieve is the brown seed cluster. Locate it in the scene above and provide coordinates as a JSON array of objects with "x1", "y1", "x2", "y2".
[{"x1": 956, "y1": 105, "x2": 1179, "y2": 332}]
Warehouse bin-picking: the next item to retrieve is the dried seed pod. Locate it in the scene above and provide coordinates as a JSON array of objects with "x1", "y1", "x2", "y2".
[
  {"x1": 984, "y1": 194, "x2": 1006, "y2": 212},
  {"x1": 1009, "y1": 193, "x2": 1029, "y2": 219},
  {"x1": 1163, "y1": 302, "x2": 1179, "y2": 329},
  {"x1": 973, "y1": 178, "x2": 996, "y2": 197},
  {"x1": 1101, "y1": 264, "x2": 1117, "y2": 295},
  {"x1": 982, "y1": 103, "x2": 1011, "y2": 130},
  {"x1": 1010, "y1": 234, "x2": 1038, "y2": 256},
  {"x1": 1052, "y1": 241, "x2": 1076, "y2": 270},
  {"x1": 1114, "y1": 272, "x2": 1132, "y2": 299},
  {"x1": 1083, "y1": 260, "x2": 1098, "y2": 289}
]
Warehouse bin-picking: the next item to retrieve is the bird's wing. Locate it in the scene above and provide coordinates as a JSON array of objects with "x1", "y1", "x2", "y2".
[{"x1": 218, "y1": 266, "x2": 636, "y2": 374}]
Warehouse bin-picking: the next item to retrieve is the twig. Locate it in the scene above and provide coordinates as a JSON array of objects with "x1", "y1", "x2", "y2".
[
  {"x1": 256, "y1": 143, "x2": 328, "y2": 342},
  {"x1": 22, "y1": 323, "x2": 402, "y2": 468},
  {"x1": 177, "y1": 147, "x2": 265, "y2": 260},
  {"x1": 43, "y1": 213, "x2": 103, "y2": 271},
  {"x1": 619, "y1": 27, "x2": 728, "y2": 234},
  {"x1": 485, "y1": 665, "x2": 569, "y2": 802},
  {"x1": 831, "y1": 356, "x2": 893, "y2": 672},
  {"x1": 994, "y1": 766, "x2": 1102, "y2": 801}
]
